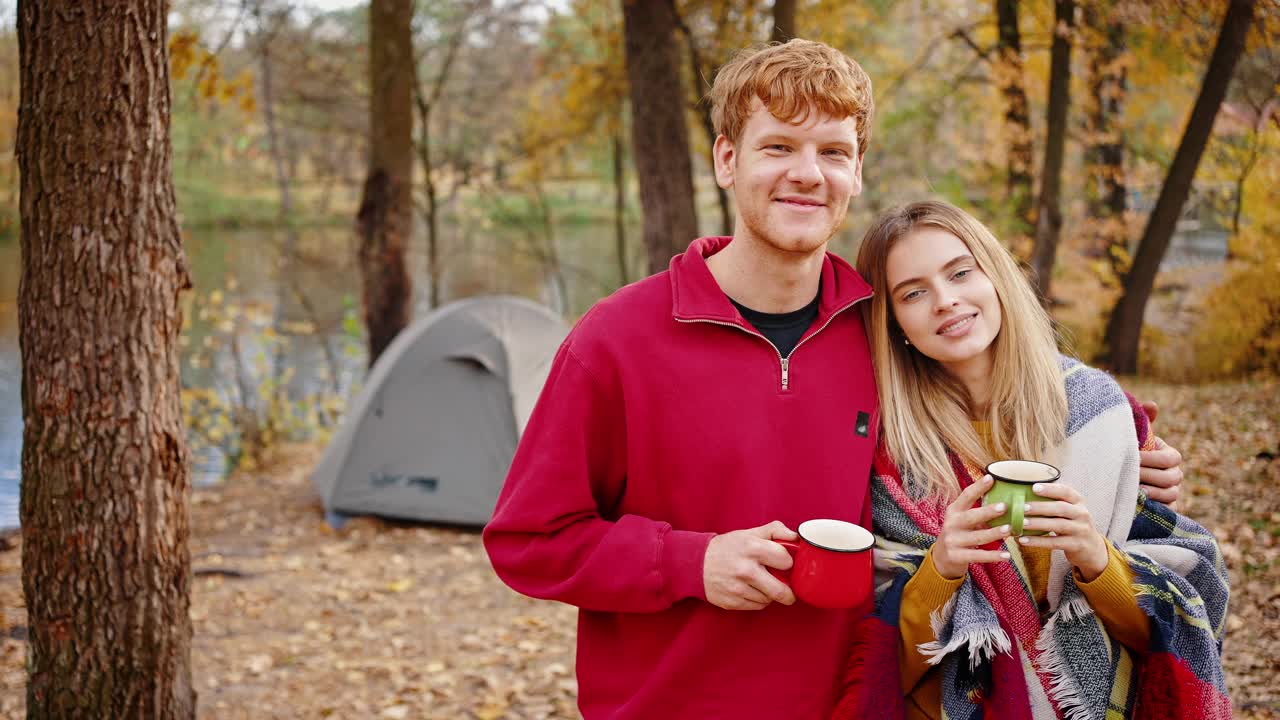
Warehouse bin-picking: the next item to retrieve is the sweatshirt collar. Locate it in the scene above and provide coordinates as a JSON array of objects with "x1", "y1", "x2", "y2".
[{"x1": 669, "y1": 236, "x2": 873, "y2": 325}]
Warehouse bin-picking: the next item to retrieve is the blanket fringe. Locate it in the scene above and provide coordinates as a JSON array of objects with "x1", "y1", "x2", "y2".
[
  {"x1": 919, "y1": 595, "x2": 1012, "y2": 669},
  {"x1": 1055, "y1": 593, "x2": 1096, "y2": 623},
  {"x1": 1034, "y1": 599, "x2": 1096, "y2": 720},
  {"x1": 918, "y1": 625, "x2": 1012, "y2": 670}
]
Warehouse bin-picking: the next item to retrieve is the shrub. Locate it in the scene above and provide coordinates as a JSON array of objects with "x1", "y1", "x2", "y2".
[
  {"x1": 181, "y1": 282, "x2": 359, "y2": 475},
  {"x1": 1192, "y1": 228, "x2": 1280, "y2": 379}
]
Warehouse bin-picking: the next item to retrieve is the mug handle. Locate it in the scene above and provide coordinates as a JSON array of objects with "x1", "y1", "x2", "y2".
[
  {"x1": 1009, "y1": 497, "x2": 1025, "y2": 536},
  {"x1": 767, "y1": 539, "x2": 801, "y2": 583}
]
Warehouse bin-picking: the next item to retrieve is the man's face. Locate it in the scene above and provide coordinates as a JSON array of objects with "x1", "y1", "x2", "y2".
[{"x1": 714, "y1": 99, "x2": 863, "y2": 256}]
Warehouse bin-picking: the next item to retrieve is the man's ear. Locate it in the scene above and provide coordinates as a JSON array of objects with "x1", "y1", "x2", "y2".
[{"x1": 713, "y1": 134, "x2": 736, "y2": 190}]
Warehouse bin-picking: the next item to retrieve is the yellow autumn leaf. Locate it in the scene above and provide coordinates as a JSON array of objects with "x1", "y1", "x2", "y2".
[{"x1": 475, "y1": 701, "x2": 509, "y2": 720}]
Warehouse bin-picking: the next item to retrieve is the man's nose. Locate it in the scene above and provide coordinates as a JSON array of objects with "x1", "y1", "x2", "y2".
[{"x1": 786, "y1": 149, "x2": 823, "y2": 186}]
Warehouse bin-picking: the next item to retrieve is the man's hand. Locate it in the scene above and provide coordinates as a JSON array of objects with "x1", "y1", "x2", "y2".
[
  {"x1": 1139, "y1": 400, "x2": 1184, "y2": 508},
  {"x1": 703, "y1": 521, "x2": 798, "y2": 610}
]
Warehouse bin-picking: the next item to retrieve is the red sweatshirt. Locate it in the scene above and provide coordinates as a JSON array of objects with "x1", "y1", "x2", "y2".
[{"x1": 483, "y1": 237, "x2": 879, "y2": 719}]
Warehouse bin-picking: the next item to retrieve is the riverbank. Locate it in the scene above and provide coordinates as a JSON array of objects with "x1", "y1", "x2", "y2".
[{"x1": 1, "y1": 378, "x2": 1278, "y2": 718}]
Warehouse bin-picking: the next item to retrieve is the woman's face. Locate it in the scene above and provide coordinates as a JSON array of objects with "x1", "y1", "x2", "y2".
[{"x1": 884, "y1": 227, "x2": 1002, "y2": 373}]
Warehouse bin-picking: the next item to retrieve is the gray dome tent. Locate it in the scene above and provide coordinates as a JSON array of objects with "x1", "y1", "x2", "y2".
[{"x1": 312, "y1": 296, "x2": 569, "y2": 526}]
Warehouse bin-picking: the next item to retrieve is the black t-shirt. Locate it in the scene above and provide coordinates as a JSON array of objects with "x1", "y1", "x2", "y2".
[{"x1": 729, "y1": 289, "x2": 821, "y2": 358}]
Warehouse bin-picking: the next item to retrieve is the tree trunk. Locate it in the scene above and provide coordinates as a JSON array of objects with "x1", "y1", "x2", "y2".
[
  {"x1": 1029, "y1": 0, "x2": 1075, "y2": 300},
  {"x1": 256, "y1": 7, "x2": 294, "y2": 229},
  {"x1": 414, "y1": 7, "x2": 470, "y2": 312},
  {"x1": 676, "y1": 13, "x2": 732, "y2": 237},
  {"x1": 531, "y1": 179, "x2": 567, "y2": 314},
  {"x1": 254, "y1": 4, "x2": 300, "y2": 392},
  {"x1": 1228, "y1": 96, "x2": 1275, "y2": 243},
  {"x1": 418, "y1": 101, "x2": 441, "y2": 311},
  {"x1": 691, "y1": 60, "x2": 730, "y2": 236},
  {"x1": 771, "y1": 0, "x2": 797, "y2": 44},
  {"x1": 995, "y1": 0, "x2": 1034, "y2": 232},
  {"x1": 1230, "y1": 140, "x2": 1258, "y2": 240},
  {"x1": 613, "y1": 128, "x2": 630, "y2": 286},
  {"x1": 622, "y1": 0, "x2": 699, "y2": 276},
  {"x1": 16, "y1": 1, "x2": 196, "y2": 717},
  {"x1": 1103, "y1": 0, "x2": 1256, "y2": 374},
  {"x1": 1083, "y1": 3, "x2": 1128, "y2": 274},
  {"x1": 358, "y1": 0, "x2": 415, "y2": 367}
]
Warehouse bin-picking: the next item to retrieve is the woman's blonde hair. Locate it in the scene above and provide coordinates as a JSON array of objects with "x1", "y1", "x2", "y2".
[
  {"x1": 710, "y1": 39, "x2": 874, "y2": 159},
  {"x1": 855, "y1": 201, "x2": 1068, "y2": 499}
]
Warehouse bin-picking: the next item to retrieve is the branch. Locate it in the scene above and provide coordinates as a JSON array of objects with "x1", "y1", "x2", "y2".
[
  {"x1": 879, "y1": 20, "x2": 989, "y2": 104},
  {"x1": 672, "y1": 0, "x2": 717, "y2": 113},
  {"x1": 414, "y1": 0, "x2": 480, "y2": 117},
  {"x1": 185, "y1": 0, "x2": 253, "y2": 107},
  {"x1": 951, "y1": 26, "x2": 993, "y2": 64}
]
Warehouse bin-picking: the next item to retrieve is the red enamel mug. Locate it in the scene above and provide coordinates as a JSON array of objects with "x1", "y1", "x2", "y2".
[{"x1": 772, "y1": 519, "x2": 875, "y2": 609}]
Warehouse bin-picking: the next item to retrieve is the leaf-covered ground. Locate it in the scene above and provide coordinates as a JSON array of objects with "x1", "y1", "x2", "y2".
[{"x1": 1, "y1": 379, "x2": 1277, "y2": 719}]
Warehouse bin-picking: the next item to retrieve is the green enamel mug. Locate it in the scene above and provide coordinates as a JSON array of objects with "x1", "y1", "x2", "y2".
[{"x1": 982, "y1": 460, "x2": 1062, "y2": 537}]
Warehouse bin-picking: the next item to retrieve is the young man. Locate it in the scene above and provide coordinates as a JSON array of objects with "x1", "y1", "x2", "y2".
[{"x1": 483, "y1": 40, "x2": 1184, "y2": 720}]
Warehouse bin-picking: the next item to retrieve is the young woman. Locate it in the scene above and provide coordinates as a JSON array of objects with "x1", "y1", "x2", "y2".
[{"x1": 834, "y1": 201, "x2": 1230, "y2": 720}]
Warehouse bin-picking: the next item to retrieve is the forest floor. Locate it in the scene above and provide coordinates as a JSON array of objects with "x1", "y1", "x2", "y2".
[{"x1": 1, "y1": 379, "x2": 1278, "y2": 719}]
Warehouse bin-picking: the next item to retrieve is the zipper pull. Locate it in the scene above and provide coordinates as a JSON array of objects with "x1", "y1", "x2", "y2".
[{"x1": 781, "y1": 357, "x2": 790, "y2": 391}]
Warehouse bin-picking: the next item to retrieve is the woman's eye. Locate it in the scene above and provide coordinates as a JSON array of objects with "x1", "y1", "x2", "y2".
[
  {"x1": 903, "y1": 289, "x2": 923, "y2": 302},
  {"x1": 952, "y1": 269, "x2": 971, "y2": 281}
]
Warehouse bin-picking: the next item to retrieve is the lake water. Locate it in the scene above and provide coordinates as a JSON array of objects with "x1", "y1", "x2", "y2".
[{"x1": 1, "y1": 237, "x2": 17, "y2": 532}]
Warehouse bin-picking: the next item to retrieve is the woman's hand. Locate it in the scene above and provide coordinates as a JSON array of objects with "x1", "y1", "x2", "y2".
[
  {"x1": 932, "y1": 475, "x2": 1013, "y2": 580},
  {"x1": 1018, "y1": 482, "x2": 1109, "y2": 581}
]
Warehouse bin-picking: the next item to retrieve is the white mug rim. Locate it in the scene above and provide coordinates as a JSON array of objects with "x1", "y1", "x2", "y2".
[
  {"x1": 986, "y1": 459, "x2": 1061, "y2": 485},
  {"x1": 797, "y1": 518, "x2": 875, "y2": 553}
]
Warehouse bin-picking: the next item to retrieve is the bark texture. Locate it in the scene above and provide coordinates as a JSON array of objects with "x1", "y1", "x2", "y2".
[
  {"x1": 16, "y1": 0, "x2": 195, "y2": 716},
  {"x1": 995, "y1": 0, "x2": 1034, "y2": 232},
  {"x1": 359, "y1": 0, "x2": 415, "y2": 366},
  {"x1": 1029, "y1": 0, "x2": 1076, "y2": 299},
  {"x1": 622, "y1": 0, "x2": 699, "y2": 275},
  {"x1": 613, "y1": 129, "x2": 630, "y2": 285},
  {"x1": 771, "y1": 0, "x2": 797, "y2": 44},
  {"x1": 1083, "y1": 1, "x2": 1128, "y2": 272}
]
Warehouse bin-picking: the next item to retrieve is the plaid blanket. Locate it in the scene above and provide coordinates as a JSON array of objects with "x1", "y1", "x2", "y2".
[{"x1": 833, "y1": 359, "x2": 1231, "y2": 720}]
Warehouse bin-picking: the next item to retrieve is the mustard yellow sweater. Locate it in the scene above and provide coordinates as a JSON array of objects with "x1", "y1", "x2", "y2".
[{"x1": 898, "y1": 422, "x2": 1150, "y2": 720}]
